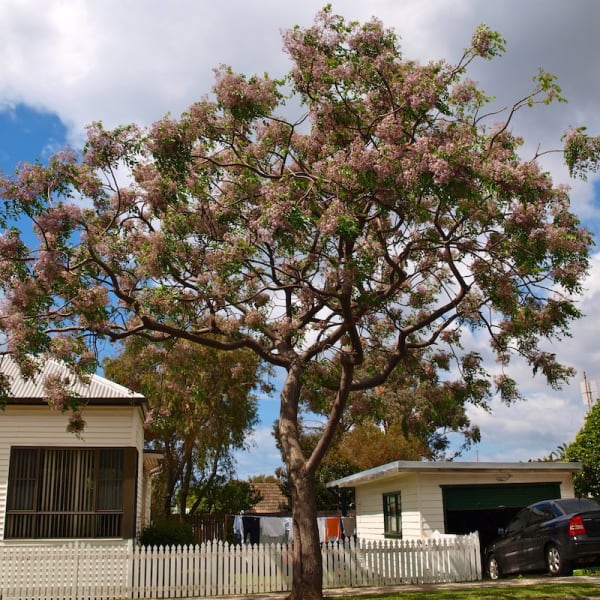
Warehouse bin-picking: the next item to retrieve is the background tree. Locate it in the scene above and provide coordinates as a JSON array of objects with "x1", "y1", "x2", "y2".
[
  {"x1": 104, "y1": 337, "x2": 263, "y2": 519},
  {"x1": 0, "y1": 8, "x2": 597, "y2": 599},
  {"x1": 536, "y1": 443, "x2": 569, "y2": 462},
  {"x1": 307, "y1": 347, "x2": 482, "y2": 465},
  {"x1": 275, "y1": 421, "x2": 359, "y2": 514},
  {"x1": 565, "y1": 401, "x2": 600, "y2": 499},
  {"x1": 189, "y1": 479, "x2": 262, "y2": 516}
]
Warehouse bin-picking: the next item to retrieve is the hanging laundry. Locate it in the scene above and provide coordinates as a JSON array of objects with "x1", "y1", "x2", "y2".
[
  {"x1": 242, "y1": 515, "x2": 260, "y2": 544},
  {"x1": 317, "y1": 517, "x2": 327, "y2": 542},
  {"x1": 325, "y1": 517, "x2": 341, "y2": 542},
  {"x1": 233, "y1": 515, "x2": 244, "y2": 543},
  {"x1": 341, "y1": 516, "x2": 356, "y2": 539},
  {"x1": 284, "y1": 517, "x2": 293, "y2": 542},
  {"x1": 260, "y1": 516, "x2": 287, "y2": 544}
]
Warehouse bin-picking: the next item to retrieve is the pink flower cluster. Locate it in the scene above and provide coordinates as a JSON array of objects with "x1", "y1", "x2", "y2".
[{"x1": 42, "y1": 373, "x2": 71, "y2": 411}]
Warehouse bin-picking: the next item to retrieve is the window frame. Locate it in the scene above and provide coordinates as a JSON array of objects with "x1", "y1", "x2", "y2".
[
  {"x1": 5, "y1": 446, "x2": 138, "y2": 540},
  {"x1": 383, "y1": 491, "x2": 402, "y2": 539}
]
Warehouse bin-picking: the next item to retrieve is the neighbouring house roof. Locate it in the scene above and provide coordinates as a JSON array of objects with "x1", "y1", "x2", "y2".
[
  {"x1": 249, "y1": 482, "x2": 289, "y2": 515},
  {"x1": 326, "y1": 460, "x2": 582, "y2": 489},
  {"x1": 0, "y1": 354, "x2": 145, "y2": 406}
]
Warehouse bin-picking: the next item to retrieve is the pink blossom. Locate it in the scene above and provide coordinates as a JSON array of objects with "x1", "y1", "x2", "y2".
[
  {"x1": 66, "y1": 411, "x2": 86, "y2": 435},
  {"x1": 144, "y1": 407, "x2": 171, "y2": 428},
  {"x1": 450, "y1": 79, "x2": 478, "y2": 104},
  {"x1": 212, "y1": 65, "x2": 279, "y2": 118},
  {"x1": 43, "y1": 373, "x2": 71, "y2": 411},
  {"x1": 470, "y1": 25, "x2": 504, "y2": 59}
]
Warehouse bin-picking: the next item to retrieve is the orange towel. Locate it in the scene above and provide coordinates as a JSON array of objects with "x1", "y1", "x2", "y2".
[{"x1": 325, "y1": 517, "x2": 341, "y2": 541}]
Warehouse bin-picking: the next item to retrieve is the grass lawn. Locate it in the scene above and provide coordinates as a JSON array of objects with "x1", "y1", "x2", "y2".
[{"x1": 335, "y1": 580, "x2": 600, "y2": 599}]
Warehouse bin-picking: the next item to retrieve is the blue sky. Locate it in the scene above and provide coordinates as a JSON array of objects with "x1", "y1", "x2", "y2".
[
  {"x1": 0, "y1": 106, "x2": 66, "y2": 171},
  {"x1": 1, "y1": 0, "x2": 600, "y2": 479}
]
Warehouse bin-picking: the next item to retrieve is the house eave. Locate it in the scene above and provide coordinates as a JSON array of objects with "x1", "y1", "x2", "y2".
[
  {"x1": 143, "y1": 451, "x2": 163, "y2": 476},
  {"x1": 326, "y1": 460, "x2": 583, "y2": 489},
  {"x1": 4, "y1": 397, "x2": 147, "y2": 408}
]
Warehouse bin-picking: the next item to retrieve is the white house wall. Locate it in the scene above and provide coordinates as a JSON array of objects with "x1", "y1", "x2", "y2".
[
  {"x1": 355, "y1": 470, "x2": 575, "y2": 541},
  {"x1": 0, "y1": 405, "x2": 146, "y2": 543},
  {"x1": 354, "y1": 473, "x2": 421, "y2": 541}
]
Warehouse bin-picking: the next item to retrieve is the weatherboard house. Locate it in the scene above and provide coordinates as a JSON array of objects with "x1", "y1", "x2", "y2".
[
  {"x1": 327, "y1": 459, "x2": 581, "y2": 550},
  {"x1": 0, "y1": 355, "x2": 161, "y2": 545}
]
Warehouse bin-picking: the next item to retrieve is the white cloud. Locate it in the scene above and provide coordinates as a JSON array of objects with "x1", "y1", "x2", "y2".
[
  {"x1": 235, "y1": 424, "x2": 283, "y2": 480},
  {"x1": 2, "y1": 0, "x2": 600, "y2": 473},
  {"x1": 2, "y1": 1, "x2": 599, "y2": 139},
  {"x1": 460, "y1": 251, "x2": 600, "y2": 462}
]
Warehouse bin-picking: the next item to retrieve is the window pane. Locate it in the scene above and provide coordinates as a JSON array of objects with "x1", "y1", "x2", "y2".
[
  {"x1": 38, "y1": 449, "x2": 95, "y2": 514},
  {"x1": 383, "y1": 492, "x2": 402, "y2": 538},
  {"x1": 98, "y1": 449, "x2": 124, "y2": 510},
  {"x1": 7, "y1": 448, "x2": 38, "y2": 510}
]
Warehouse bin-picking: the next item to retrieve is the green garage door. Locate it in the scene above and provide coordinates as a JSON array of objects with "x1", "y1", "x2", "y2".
[{"x1": 442, "y1": 482, "x2": 561, "y2": 511}]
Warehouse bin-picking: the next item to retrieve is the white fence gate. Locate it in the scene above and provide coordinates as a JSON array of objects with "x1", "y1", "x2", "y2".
[{"x1": 0, "y1": 533, "x2": 481, "y2": 599}]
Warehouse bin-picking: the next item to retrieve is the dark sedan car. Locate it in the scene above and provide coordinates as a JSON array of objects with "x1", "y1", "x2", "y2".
[{"x1": 485, "y1": 498, "x2": 600, "y2": 579}]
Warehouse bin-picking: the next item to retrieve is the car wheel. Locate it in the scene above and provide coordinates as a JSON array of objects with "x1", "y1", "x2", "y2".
[
  {"x1": 487, "y1": 554, "x2": 501, "y2": 580},
  {"x1": 546, "y1": 544, "x2": 572, "y2": 577}
]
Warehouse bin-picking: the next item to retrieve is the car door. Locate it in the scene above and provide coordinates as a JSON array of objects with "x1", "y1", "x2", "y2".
[
  {"x1": 498, "y1": 509, "x2": 530, "y2": 574},
  {"x1": 518, "y1": 503, "x2": 554, "y2": 571}
]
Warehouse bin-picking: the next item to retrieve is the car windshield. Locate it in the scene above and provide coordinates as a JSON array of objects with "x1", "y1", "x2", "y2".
[{"x1": 554, "y1": 498, "x2": 600, "y2": 515}]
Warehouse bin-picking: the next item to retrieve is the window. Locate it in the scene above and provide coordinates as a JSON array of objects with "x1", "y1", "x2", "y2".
[
  {"x1": 5, "y1": 447, "x2": 137, "y2": 539},
  {"x1": 506, "y1": 508, "x2": 529, "y2": 536},
  {"x1": 531, "y1": 502, "x2": 556, "y2": 523},
  {"x1": 383, "y1": 491, "x2": 402, "y2": 538}
]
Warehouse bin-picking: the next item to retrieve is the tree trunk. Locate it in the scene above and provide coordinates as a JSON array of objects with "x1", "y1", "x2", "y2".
[
  {"x1": 288, "y1": 467, "x2": 323, "y2": 600},
  {"x1": 279, "y1": 364, "x2": 325, "y2": 600}
]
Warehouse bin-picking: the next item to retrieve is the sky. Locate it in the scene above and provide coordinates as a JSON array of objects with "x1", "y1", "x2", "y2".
[{"x1": 1, "y1": 0, "x2": 600, "y2": 479}]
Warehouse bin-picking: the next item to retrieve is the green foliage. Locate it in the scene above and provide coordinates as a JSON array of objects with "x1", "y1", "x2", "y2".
[
  {"x1": 564, "y1": 127, "x2": 600, "y2": 180},
  {"x1": 104, "y1": 337, "x2": 263, "y2": 519},
  {"x1": 188, "y1": 479, "x2": 262, "y2": 515},
  {"x1": 565, "y1": 401, "x2": 600, "y2": 499},
  {"x1": 138, "y1": 520, "x2": 195, "y2": 547}
]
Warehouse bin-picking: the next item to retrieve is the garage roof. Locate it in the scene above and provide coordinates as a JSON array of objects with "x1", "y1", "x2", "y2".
[{"x1": 326, "y1": 460, "x2": 582, "y2": 489}]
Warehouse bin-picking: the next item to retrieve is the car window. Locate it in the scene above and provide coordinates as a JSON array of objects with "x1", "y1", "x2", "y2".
[
  {"x1": 506, "y1": 509, "x2": 530, "y2": 534},
  {"x1": 555, "y1": 498, "x2": 600, "y2": 515},
  {"x1": 530, "y1": 502, "x2": 555, "y2": 523},
  {"x1": 530, "y1": 504, "x2": 548, "y2": 523}
]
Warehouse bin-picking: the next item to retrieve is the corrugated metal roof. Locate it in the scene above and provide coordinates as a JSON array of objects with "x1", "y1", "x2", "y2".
[
  {"x1": 0, "y1": 354, "x2": 144, "y2": 403},
  {"x1": 326, "y1": 460, "x2": 583, "y2": 488}
]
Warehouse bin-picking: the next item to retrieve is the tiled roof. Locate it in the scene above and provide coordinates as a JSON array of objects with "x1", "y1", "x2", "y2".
[
  {"x1": 249, "y1": 482, "x2": 289, "y2": 515},
  {"x1": 0, "y1": 354, "x2": 144, "y2": 404}
]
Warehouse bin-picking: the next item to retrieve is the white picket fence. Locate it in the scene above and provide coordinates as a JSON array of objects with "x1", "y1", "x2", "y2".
[{"x1": 0, "y1": 533, "x2": 481, "y2": 599}]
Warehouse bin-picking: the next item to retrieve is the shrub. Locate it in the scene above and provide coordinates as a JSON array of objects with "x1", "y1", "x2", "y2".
[{"x1": 138, "y1": 520, "x2": 195, "y2": 547}]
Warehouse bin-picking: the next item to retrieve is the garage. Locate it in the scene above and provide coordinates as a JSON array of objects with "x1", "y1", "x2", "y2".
[
  {"x1": 327, "y1": 460, "x2": 580, "y2": 543},
  {"x1": 442, "y1": 482, "x2": 562, "y2": 550}
]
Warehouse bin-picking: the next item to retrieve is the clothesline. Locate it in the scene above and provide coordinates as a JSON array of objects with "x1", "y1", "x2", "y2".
[{"x1": 233, "y1": 515, "x2": 356, "y2": 545}]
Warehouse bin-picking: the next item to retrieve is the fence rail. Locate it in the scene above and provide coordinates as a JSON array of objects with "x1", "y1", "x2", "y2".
[{"x1": 0, "y1": 533, "x2": 481, "y2": 599}]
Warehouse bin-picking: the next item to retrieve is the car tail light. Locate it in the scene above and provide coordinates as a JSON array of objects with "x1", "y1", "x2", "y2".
[{"x1": 569, "y1": 515, "x2": 587, "y2": 537}]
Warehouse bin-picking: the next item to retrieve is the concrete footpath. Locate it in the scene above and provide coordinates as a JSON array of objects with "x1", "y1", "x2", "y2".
[{"x1": 199, "y1": 575, "x2": 600, "y2": 599}]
